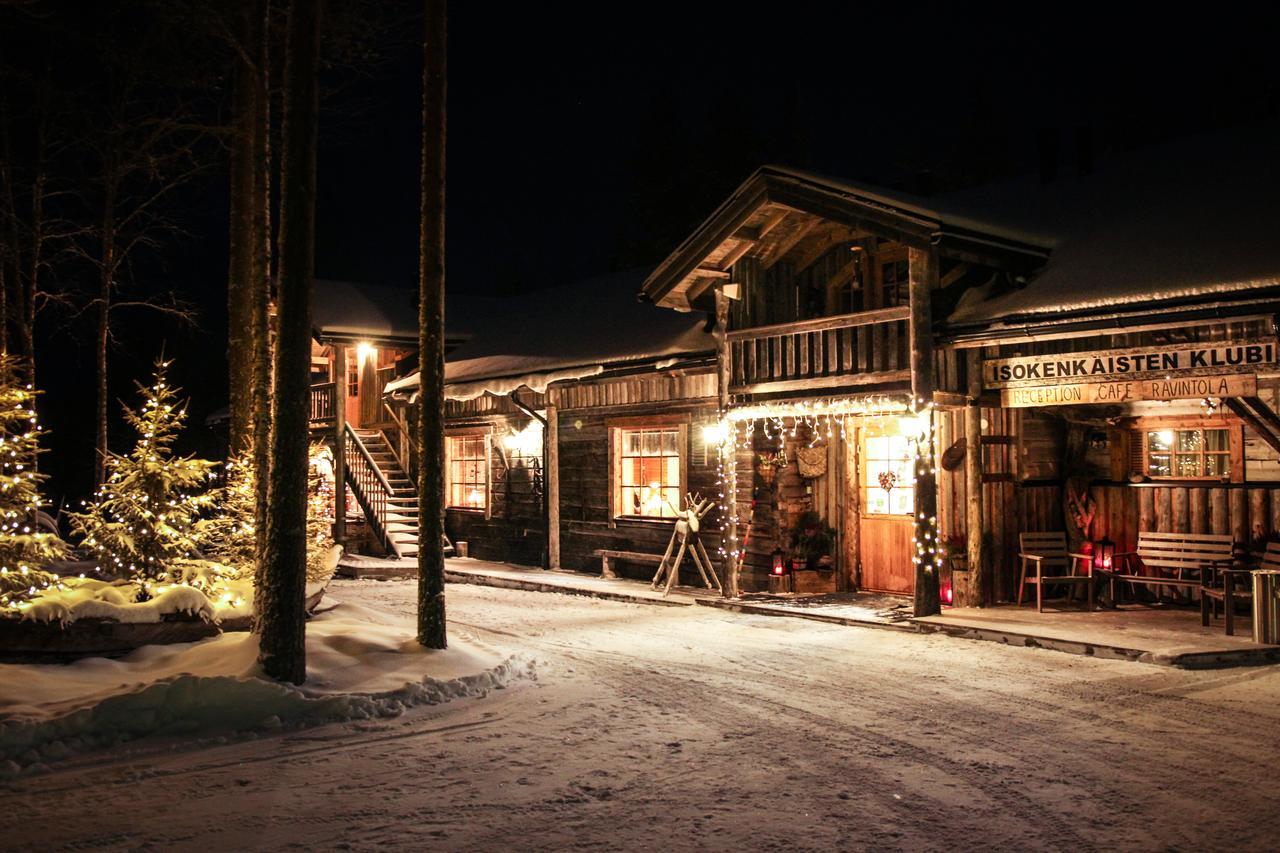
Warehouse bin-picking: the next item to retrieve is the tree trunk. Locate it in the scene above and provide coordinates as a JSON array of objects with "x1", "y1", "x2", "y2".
[
  {"x1": 259, "y1": 0, "x2": 319, "y2": 685},
  {"x1": 962, "y1": 349, "x2": 986, "y2": 607},
  {"x1": 417, "y1": 0, "x2": 447, "y2": 649},
  {"x1": 226, "y1": 0, "x2": 259, "y2": 456},
  {"x1": 909, "y1": 246, "x2": 941, "y2": 617},
  {"x1": 94, "y1": 185, "x2": 116, "y2": 489},
  {"x1": 247, "y1": 0, "x2": 273, "y2": 577}
]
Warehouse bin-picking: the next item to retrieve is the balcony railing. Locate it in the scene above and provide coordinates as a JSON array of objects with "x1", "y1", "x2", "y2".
[
  {"x1": 309, "y1": 381, "x2": 336, "y2": 427},
  {"x1": 727, "y1": 306, "x2": 911, "y2": 395}
]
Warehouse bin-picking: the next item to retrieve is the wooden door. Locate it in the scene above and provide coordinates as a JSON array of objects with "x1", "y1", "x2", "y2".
[{"x1": 856, "y1": 424, "x2": 915, "y2": 595}]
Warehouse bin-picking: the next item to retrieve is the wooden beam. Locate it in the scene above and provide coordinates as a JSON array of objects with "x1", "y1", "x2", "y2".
[
  {"x1": 788, "y1": 226, "x2": 849, "y2": 276},
  {"x1": 940, "y1": 262, "x2": 971, "y2": 288},
  {"x1": 756, "y1": 208, "x2": 789, "y2": 240},
  {"x1": 824, "y1": 256, "x2": 858, "y2": 294},
  {"x1": 717, "y1": 237, "x2": 756, "y2": 271},
  {"x1": 695, "y1": 267, "x2": 732, "y2": 278},
  {"x1": 546, "y1": 404, "x2": 560, "y2": 568},
  {"x1": 726, "y1": 305, "x2": 909, "y2": 342},
  {"x1": 763, "y1": 217, "x2": 819, "y2": 270},
  {"x1": 332, "y1": 345, "x2": 347, "y2": 544},
  {"x1": 714, "y1": 288, "x2": 739, "y2": 599},
  {"x1": 1227, "y1": 398, "x2": 1280, "y2": 456},
  {"x1": 729, "y1": 368, "x2": 912, "y2": 396},
  {"x1": 961, "y1": 348, "x2": 986, "y2": 608},
  {"x1": 909, "y1": 245, "x2": 941, "y2": 617}
]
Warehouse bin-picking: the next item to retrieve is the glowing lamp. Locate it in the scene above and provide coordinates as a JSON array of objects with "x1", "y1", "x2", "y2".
[
  {"x1": 356, "y1": 342, "x2": 375, "y2": 364},
  {"x1": 701, "y1": 422, "x2": 729, "y2": 447},
  {"x1": 941, "y1": 582, "x2": 954, "y2": 605},
  {"x1": 771, "y1": 548, "x2": 786, "y2": 576},
  {"x1": 1093, "y1": 537, "x2": 1115, "y2": 571}
]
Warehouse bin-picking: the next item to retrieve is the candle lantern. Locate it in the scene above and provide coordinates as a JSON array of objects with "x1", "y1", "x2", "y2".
[
  {"x1": 771, "y1": 548, "x2": 786, "y2": 576},
  {"x1": 1093, "y1": 537, "x2": 1115, "y2": 571}
]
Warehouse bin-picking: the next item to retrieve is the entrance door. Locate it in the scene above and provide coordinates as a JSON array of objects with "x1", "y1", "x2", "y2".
[{"x1": 855, "y1": 425, "x2": 915, "y2": 594}]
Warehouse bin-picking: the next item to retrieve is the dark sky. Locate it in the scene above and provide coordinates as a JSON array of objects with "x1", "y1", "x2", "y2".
[{"x1": 25, "y1": 1, "x2": 1280, "y2": 504}]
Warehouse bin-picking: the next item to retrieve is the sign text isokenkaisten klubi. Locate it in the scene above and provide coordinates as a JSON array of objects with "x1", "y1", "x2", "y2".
[{"x1": 984, "y1": 341, "x2": 1276, "y2": 388}]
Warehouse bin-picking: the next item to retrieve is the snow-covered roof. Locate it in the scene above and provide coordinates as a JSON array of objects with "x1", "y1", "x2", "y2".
[
  {"x1": 387, "y1": 269, "x2": 715, "y2": 401},
  {"x1": 946, "y1": 121, "x2": 1280, "y2": 328},
  {"x1": 312, "y1": 279, "x2": 420, "y2": 345}
]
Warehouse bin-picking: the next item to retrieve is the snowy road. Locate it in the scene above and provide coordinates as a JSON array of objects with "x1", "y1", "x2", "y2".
[{"x1": 8, "y1": 579, "x2": 1280, "y2": 851}]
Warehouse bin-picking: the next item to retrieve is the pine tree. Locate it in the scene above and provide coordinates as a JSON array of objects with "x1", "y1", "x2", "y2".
[
  {"x1": 70, "y1": 360, "x2": 217, "y2": 584},
  {"x1": 0, "y1": 353, "x2": 65, "y2": 610},
  {"x1": 195, "y1": 443, "x2": 334, "y2": 584}
]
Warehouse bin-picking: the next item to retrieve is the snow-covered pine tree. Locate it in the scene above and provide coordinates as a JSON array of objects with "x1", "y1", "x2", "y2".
[
  {"x1": 70, "y1": 360, "x2": 217, "y2": 584},
  {"x1": 194, "y1": 443, "x2": 335, "y2": 585},
  {"x1": 0, "y1": 353, "x2": 67, "y2": 611}
]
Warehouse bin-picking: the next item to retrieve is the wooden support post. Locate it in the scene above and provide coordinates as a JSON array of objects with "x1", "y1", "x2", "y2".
[
  {"x1": 909, "y1": 246, "x2": 941, "y2": 617},
  {"x1": 546, "y1": 404, "x2": 560, "y2": 569},
  {"x1": 333, "y1": 344, "x2": 347, "y2": 544},
  {"x1": 715, "y1": 286, "x2": 739, "y2": 598},
  {"x1": 962, "y1": 349, "x2": 986, "y2": 607}
]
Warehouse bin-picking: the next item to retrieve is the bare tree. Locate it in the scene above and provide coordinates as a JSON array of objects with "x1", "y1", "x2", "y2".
[
  {"x1": 417, "y1": 0, "x2": 447, "y2": 649},
  {"x1": 259, "y1": 0, "x2": 320, "y2": 684}
]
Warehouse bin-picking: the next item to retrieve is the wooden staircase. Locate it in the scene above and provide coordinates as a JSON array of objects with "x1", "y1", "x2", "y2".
[{"x1": 352, "y1": 428, "x2": 421, "y2": 558}]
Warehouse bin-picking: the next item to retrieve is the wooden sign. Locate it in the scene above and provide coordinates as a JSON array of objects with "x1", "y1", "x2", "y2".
[
  {"x1": 985, "y1": 341, "x2": 1276, "y2": 388},
  {"x1": 1001, "y1": 373, "x2": 1257, "y2": 408}
]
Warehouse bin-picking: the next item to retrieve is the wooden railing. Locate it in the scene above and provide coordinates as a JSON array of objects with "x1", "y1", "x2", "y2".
[
  {"x1": 344, "y1": 423, "x2": 398, "y2": 556},
  {"x1": 727, "y1": 306, "x2": 912, "y2": 395},
  {"x1": 309, "y1": 381, "x2": 336, "y2": 426}
]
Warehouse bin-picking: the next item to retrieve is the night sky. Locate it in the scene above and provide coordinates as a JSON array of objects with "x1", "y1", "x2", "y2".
[{"x1": 22, "y1": 1, "x2": 1280, "y2": 505}]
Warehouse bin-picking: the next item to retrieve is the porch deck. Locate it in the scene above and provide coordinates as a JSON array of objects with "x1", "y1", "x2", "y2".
[{"x1": 916, "y1": 603, "x2": 1280, "y2": 668}]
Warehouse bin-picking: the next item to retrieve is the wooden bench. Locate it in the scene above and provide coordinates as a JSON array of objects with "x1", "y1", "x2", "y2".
[
  {"x1": 1203, "y1": 542, "x2": 1274, "y2": 635},
  {"x1": 1102, "y1": 532, "x2": 1234, "y2": 620},
  {"x1": 593, "y1": 549, "x2": 662, "y2": 579}
]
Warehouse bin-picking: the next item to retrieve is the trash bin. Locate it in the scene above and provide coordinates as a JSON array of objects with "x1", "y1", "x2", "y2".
[
  {"x1": 1253, "y1": 570, "x2": 1280, "y2": 645},
  {"x1": 456, "y1": 541, "x2": 469, "y2": 559}
]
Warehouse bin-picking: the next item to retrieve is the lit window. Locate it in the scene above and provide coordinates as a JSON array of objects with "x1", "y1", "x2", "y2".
[
  {"x1": 446, "y1": 434, "x2": 488, "y2": 509},
  {"x1": 1146, "y1": 428, "x2": 1230, "y2": 478},
  {"x1": 864, "y1": 434, "x2": 914, "y2": 515},
  {"x1": 615, "y1": 427, "x2": 683, "y2": 518}
]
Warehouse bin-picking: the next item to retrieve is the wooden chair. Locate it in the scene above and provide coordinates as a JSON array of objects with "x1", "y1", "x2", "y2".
[
  {"x1": 1202, "y1": 541, "x2": 1271, "y2": 635},
  {"x1": 1017, "y1": 532, "x2": 1094, "y2": 612}
]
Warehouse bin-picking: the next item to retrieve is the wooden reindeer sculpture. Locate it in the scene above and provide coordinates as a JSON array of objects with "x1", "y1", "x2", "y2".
[{"x1": 651, "y1": 492, "x2": 722, "y2": 596}]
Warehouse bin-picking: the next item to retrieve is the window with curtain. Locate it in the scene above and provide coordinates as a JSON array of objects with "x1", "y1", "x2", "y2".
[
  {"x1": 615, "y1": 426, "x2": 683, "y2": 518},
  {"x1": 446, "y1": 434, "x2": 488, "y2": 509},
  {"x1": 1146, "y1": 427, "x2": 1230, "y2": 478}
]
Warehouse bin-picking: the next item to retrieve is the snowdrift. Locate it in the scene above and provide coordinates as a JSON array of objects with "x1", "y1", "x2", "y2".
[{"x1": 0, "y1": 594, "x2": 533, "y2": 775}]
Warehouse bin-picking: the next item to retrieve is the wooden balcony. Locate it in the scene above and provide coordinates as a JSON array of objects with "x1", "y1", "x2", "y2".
[
  {"x1": 727, "y1": 306, "x2": 911, "y2": 396},
  {"x1": 309, "y1": 381, "x2": 337, "y2": 429}
]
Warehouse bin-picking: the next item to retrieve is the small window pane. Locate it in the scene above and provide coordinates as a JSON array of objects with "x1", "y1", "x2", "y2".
[
  {"x1": 1148, "y1": 431, "x2": 1173, "y2": 452},
  {"x1": 1205, "y1": 455, "x2": 1229, "y2": 477},
  {"x1": 1176, "y1": 430, "x2": 1202, "y2": 453},
  {"x1": 1148, "y1": 453, "x2": 1171, "y2": 477},
  {"x1": 1205, "y1": 429, "x2": 1229, "y2": 452},
  {"x1": 1175, "y1": 454, "x2": 1201, "y2": 477}
]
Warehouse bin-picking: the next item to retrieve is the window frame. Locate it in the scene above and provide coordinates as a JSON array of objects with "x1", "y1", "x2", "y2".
[
  {"x1": 445, "y1": 427, "x2": 492, "y2": 516},
  {"x1": 608, "y1": 416, "x2": 688, "y2": 523},
  {"x1": 1135, "y1": 416, "x2": 1242, "y2": 482},
  {"x1": 861, "y1": 427, "x2": 917, "y2": 517}
]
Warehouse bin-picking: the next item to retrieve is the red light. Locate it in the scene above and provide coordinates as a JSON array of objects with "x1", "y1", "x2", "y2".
[
  {"x1": 941, "y1": 582, "x2": 953, "y2": 605},
  {"x1": 771, "y1": 548, "x2": 785, "y2": 575}
]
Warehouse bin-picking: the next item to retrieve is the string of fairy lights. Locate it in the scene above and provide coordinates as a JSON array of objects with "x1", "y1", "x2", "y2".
[{"x1": 705, "y1": 393, "x2": 944, "y2": 587}]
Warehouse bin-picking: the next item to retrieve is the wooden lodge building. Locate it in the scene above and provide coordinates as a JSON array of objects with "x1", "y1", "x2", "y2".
[{"x1": 312, "y1": 123, "x2": 1280, "y2": 617}]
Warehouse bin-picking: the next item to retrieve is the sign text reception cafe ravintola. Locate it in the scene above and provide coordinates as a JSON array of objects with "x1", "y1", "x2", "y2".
[{"x1": 984, "y1": 341, "x2": 1277, "y2": 407}]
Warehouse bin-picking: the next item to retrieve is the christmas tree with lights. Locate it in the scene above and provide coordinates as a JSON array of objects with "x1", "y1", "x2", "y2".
[
  {"x1": 193, "y1": 451, "x2": 257, "y2": 573},
  {"x1": 0, "y1": 354, "x2": 66, "y2": 611},
  {"x1": 70, "y1": 360, "x2": 217, "y2": 583}
]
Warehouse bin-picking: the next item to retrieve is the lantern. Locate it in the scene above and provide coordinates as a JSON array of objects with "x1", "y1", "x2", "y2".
[
  {"x1": 1093, "y1": 537, "x2": 1115, "y2": 571},
  {"x1": 771, "y1": 548, "x2": 786, "y2": 576}
]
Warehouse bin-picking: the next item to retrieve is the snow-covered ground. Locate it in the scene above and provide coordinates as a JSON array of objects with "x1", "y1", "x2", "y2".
[{"x1": 5, "y1": 578, "x2": 1280, "y2": 851}]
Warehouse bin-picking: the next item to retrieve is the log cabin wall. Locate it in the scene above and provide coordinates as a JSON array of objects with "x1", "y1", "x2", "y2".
[
  {"x1": 443, "y1": 392, "x2": 548, "y2": 566},
  {"x1": 550, "y1": 371, "x2": 722, "y2": 583},
  {"x1": 937, "y1": 330, "x2": 1280, "y2": 604}
]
